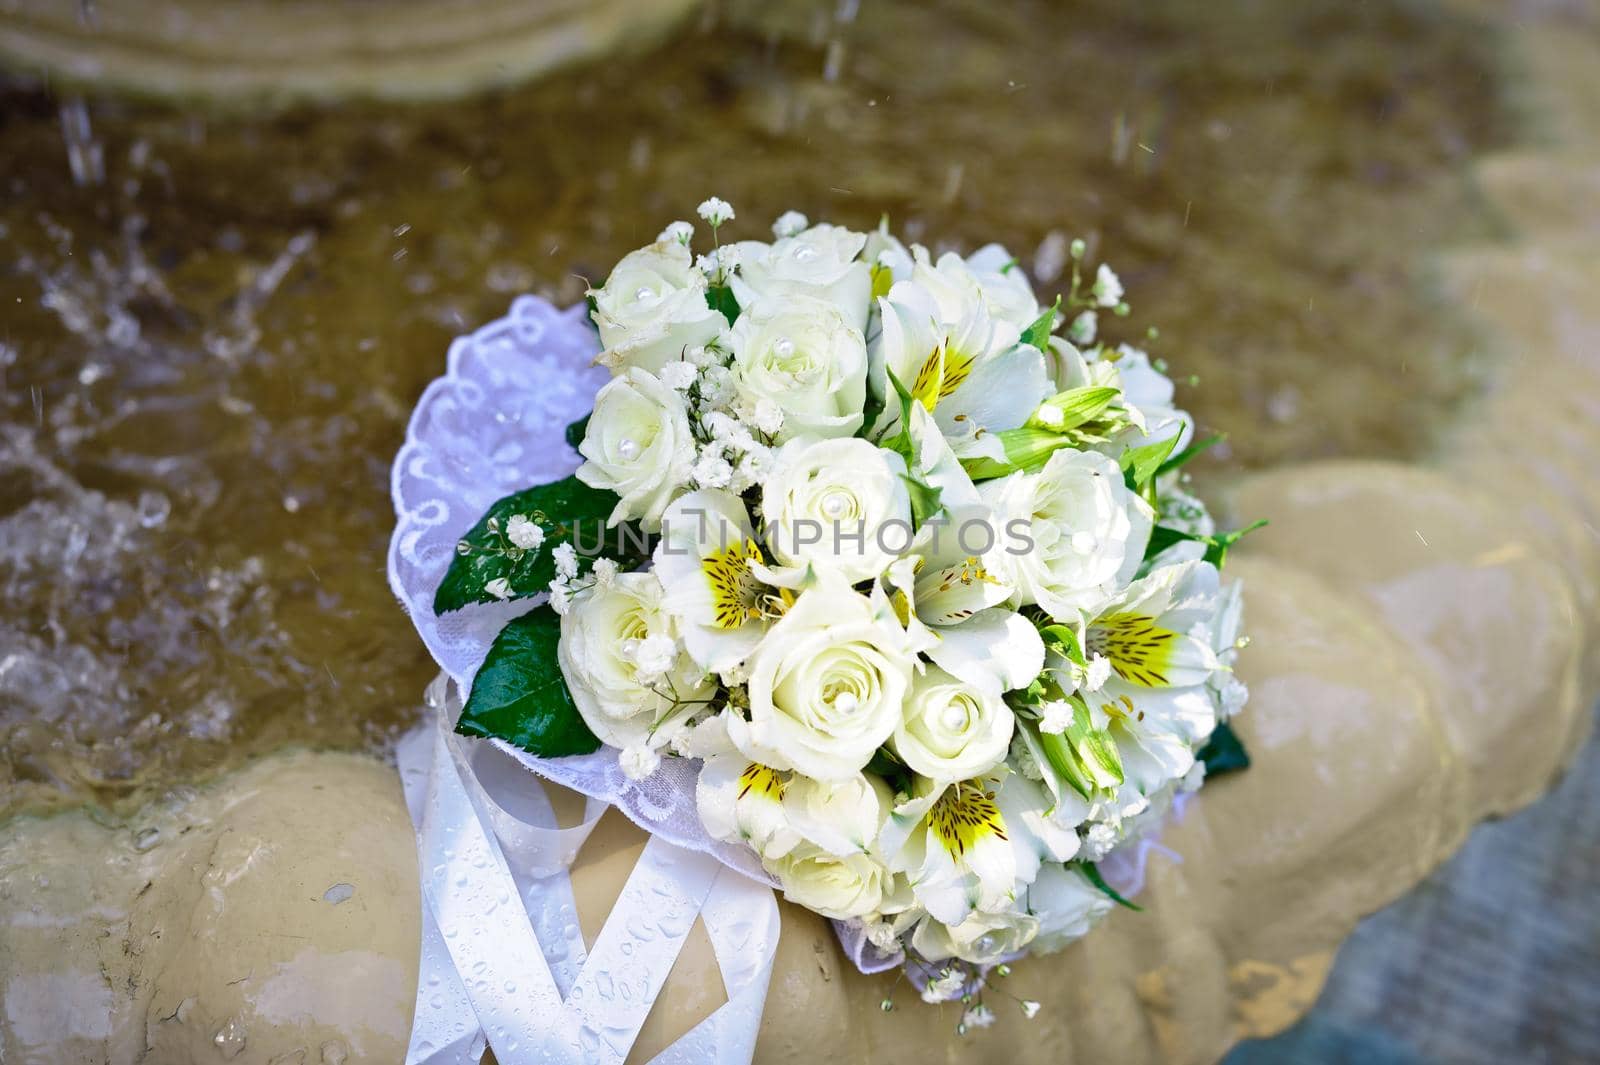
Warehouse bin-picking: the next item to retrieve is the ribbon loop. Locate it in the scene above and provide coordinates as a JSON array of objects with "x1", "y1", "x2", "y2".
[{"x1": 398, "y1": 693, "x2": 778, "y2": 1064}]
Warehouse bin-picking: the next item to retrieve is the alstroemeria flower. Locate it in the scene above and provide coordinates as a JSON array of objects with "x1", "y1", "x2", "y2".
[
  {"x1": 1068, "y1": 546, "x2": 1231, "y2": 795},
  {"x1": 654, "y1": 488, "x2": 791, "y2": 674},
  {"x1": 871, "y1": 281, "x2": 1052, "y2": 444},
  {"x1": 914, "y1": 243, "x2": 1041, "y2": 335},
  {"x1": 696, "y1": 753, "x2": 800, "y2": 860},
  {"x1": 877, "y1": 406, "x2": 1045, "y2": 697},
  {"x1": 880, "y1": 776, "x2": 1017, "y2": 925},
  {"x1": 1027, "y1": 863, "x2": 1114, "y2": 953},
  {"x1": 994, "y1": 770, "x2": 1083, "y2": 881}
]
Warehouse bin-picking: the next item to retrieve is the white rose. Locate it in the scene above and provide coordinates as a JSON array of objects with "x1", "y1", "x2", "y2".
[
  {"x1": 763, "y1": 844, "x2": 895, "y2": 920},
  {"x1": 557, "y1": 573, "x2": 714, "y2": 751},
  {"x1": 588, "y1": 240, "x2": 723, "y2": 375},
  {"x1": 728, "y1": 576, "x2": 915, "y2": 781},
  {"x1": 576, "y1": 368, "x2": 695, "y2": 531},
  {"x1": 980, "y1": 447, "x2": 1152, "y2": 618},
  {"x1": 892, "y1": 666, "x2": 1014, "y2": 781},
  {"x1": 728, "y1": 296, "x2": 868, "y2": 442},
  {"x1": 1028, "y1": 864, "x2": 1114, "y2": 953},
  {"x1": 760, "y1": 436, "x2": 911, "y2": 583},
  {"x1": 910, "y1": 907, "x2": 1040, "y2": 966},
  {"x1": 730, "y1": 224, "x2": 872, "y2": 330},
  {"x1": 871, "y1": 276, "x2": 1051, "y2": 443}
]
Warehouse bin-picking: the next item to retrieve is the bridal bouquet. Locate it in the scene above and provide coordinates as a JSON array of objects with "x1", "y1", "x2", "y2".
[{"x1": 433, "y1": 200, "x2": 1254, "y2": 1023}]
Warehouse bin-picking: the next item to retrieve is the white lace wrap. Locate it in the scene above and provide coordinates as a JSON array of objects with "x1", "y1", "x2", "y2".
[{"x1": 388, "y1": 295, "x2": 783, "y2": 885}]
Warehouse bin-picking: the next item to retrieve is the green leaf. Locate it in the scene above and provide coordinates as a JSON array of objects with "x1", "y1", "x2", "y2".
[
  {"x1": 903, "y1": 474, "x2": 945, "y2": 530},
  {"x1": 707, "y1": 284, "x2": 740, "y2": 327},
  {"x1": 1203, "y1": 519, "x2": 1267, "y2": 568},
  {"x1": 1198, "y1": 721, "x2": 1250, "y2": 776},
  {"x1": 1144, "y1": 524, "x2": 1201, "y2": 559},
  {"x1": 881, "y1": 367, "x2": 917, "y2": 460},
  {"x1": 1142, "y1": 519, "x2": 1267, "y2": 568},
  {"x1": 1038, "y1": 623, "x2": 1087, "y2": 668},
  {"x1": 456, "y1": 605, "x2": 601, "y2": 757},
  {"x1": 1120, "y1": 435, "x2": 1180, "y2": 494},
  {"x1": 865, "y1": 746, "x2": 913, "y2": 793},
  {"x1": 859, "y1": 379, "x2": 887, "y2": 444},
  {"x1": 1157, "y1": 433, "x2": 1224, "y2": 476},
  {"x1": 564, "y1": 413, "x2": 592, "y2": 451},
  {"x1": 432, "y1": 476, "x2": 624, "y2": 615},
  {"x1": 1077, "y1": 861, "x2": 1144, "y2": 912},
  {"x1": 1021, "y1": 296, "x2": 1062, "y2": 351}
]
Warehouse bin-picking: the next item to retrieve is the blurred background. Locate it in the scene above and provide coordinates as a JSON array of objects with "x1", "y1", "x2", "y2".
[{"x1": 0, "y1": 0, "x2": 1594, "y2": 1061}]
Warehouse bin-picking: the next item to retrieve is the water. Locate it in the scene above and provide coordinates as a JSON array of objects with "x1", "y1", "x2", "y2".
[{"x1": 0, "y1": 0, "x2": 1507, "y2": 818}]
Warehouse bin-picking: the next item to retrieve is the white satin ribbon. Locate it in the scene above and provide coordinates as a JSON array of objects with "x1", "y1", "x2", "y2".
[{"x1": 397, "y1": 702, "x2": 779, "y2": 1065}]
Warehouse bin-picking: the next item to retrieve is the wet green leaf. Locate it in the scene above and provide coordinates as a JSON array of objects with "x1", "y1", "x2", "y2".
[
  {"x1": 456, "y1": 605, "x2": 601, "y2": 757},
  {"x1": 432, "y1": 476, "x2": 622, "y2": 614}
]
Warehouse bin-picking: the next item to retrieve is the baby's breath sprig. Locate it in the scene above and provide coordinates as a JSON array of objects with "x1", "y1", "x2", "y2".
[
  {"x1": 980, "y1": 963, "x2": 1044, "y2": 1022},
  {"x1": 459, "y1": 511, "x2": 551, "y2": 600},
  {"x1": 696, "y1": 197, "x2": 738, "y2": 288}
]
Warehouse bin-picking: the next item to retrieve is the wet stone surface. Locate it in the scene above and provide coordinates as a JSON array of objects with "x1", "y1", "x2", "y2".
[{"x1": 0, "y1": 0, "x2": 1508, "y2": 816}]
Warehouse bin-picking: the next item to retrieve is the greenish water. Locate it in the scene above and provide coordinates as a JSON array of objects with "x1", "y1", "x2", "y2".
[{"x1": 0, "y1": 0, "x2": 1508, "y2": 817}]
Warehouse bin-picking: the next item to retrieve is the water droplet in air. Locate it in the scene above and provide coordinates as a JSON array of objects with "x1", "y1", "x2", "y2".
[{"x1": 136, "y1": 491, "x2": 171, "y2": 529}]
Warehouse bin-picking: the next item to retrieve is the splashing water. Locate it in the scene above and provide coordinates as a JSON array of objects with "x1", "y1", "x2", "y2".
[{"x1": 0, "y1": 0, "x2": 1508, "y2": 817}]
